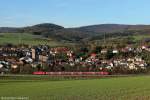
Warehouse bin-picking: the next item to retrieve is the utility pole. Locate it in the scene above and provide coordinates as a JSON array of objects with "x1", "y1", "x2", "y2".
[
  {"x1": 19, "y1": 33, "x2": 21, "y2": 45},
  {"x1": 104, "y1": 32, "x2": 106, "y2": 45}
]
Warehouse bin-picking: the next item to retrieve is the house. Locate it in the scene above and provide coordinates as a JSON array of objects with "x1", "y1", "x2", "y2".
[
  {"x1": 139, "y1": 62, "x2": 146, "y2": 68},
  {"x1": 141, "y1": 45, "x2": 147, "y2": 50},
  {"x1": 80, "y1": 57, "x2": 83, "y2": 61},
  {"x1": 31, "y1": 49, "x2": 36, "y2": 59},
  {"x1": 51, "y1": 47, "x2": 69, "y2": 53},
  {"x1": 69, "y1": 62, "x2": 75, "y2": 66},
  {"x1": 121, "y1": 48, "x2": 128, "y2": 53},
  {"x1": 128, "y1": 63, "x2": 137, "y2": 70},
  {"x1": 106, "y1": 62, "x2": 113, "y2": 69},
  {"x1": 90, "y1": 53, "x2": 96, "y2": 58},
  {"x1": 135, "y1": 56, "x2": 142, "y2": 62},
  {"x1": 0, "y1": 64, "x2": 3, "y2": 68},
  {"x1": 67, "y1": 51, "x2": 73, "y2": 57},
  {"x1": 19, "y1": 57, "x2": 33, "y2": 63},
  {"x1": 135, "y1": 61, "x2": 147, "y2": 68},
  {"x1": 39, "y1": 55, "x2": 48, "y2": 62},
  {"x1": 75, "y1": 59, "x2": 80, "y2": 63},
  {"x1": 136, "y1": 48, "x2": 142, "y2": 53},
  {"x1": 69, "y1": 57, "x2": 74, "y2": 62},
  {"x1": 101, "y1": 49, "x2": 107, "y2": 54},
  {"x1": 112, "y1": 49, "x2": 119, "y2": 54},
  {"x1": 127, "y1": 58, "x2": 134, "y2": 62},
  {"x1": 11, "y1": 64, "x2": 18, "y2": 69},
  {"x1": 125, "y1": 45, "x2": 134, "y2": 52}
]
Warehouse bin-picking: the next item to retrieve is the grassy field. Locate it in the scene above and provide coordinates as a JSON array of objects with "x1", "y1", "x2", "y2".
[
  {"x1": 0, "y1": 75, "x2": 150, "y2": 100},
  {"x1": 0, "y1": 33, "x2": 150, "y2": 47},
  {"x1": 0, "y1": 33, "x2": 69, "y2": 47},
  {"x1": 132, "y1": 34, "x2": 150, "y2": 41}
]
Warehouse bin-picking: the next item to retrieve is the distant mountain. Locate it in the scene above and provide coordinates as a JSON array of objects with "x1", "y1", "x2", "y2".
[
  {"x1": 22, "y1": 23, "x2": 64, "y2": 33},
  {"x1": 1, "y1": 23, "x2": 150, "y2": 42},
  {"x1": 0, "y1": 27, "x2": 22, "y2": 33},
  {"x1": 0, "y1": 23, "x2": 64, "y2": 33},
  {"x1": 75, "y1": 24, "x2": 150, "y2": 34}
]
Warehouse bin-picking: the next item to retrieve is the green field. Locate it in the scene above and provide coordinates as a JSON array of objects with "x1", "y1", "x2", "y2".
[
  {"x1": 0, "y1": 75, "x2": 150, "y2": 100},
  {"x1": 1, "y1": 33, "x2": 150, "y2": 47},
  {"x1": 0, "y1": 33, "x2": 67, "y2": 46},
  {"x1": 132, "y1": 34, "x2": 150, "y2": 41}
]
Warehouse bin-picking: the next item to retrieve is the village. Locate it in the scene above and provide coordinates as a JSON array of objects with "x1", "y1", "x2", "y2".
[{"x1": 0, "y1": 43, "x2": 149, "y2": 74}]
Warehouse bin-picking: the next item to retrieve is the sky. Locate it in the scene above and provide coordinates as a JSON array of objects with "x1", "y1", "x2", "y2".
[{"x1": 0, "y1": 0, "x2": 150, "y2": 27}]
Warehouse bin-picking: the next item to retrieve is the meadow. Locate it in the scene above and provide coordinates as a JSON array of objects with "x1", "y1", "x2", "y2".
[
  {"x1": 0, "y1": 33, "x2": 67, "y2": 47},
  {"x1": 132, "y1": 34, "x2": 150, "y2": 41},
  {"x1": 0, "y1": 75, "x2": 150, "y2": 100},
  {"x1": 0, "y1": 33, "x2": 150, "y2": 48}
]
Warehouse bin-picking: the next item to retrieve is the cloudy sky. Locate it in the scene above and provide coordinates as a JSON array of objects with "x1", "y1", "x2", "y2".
[{"x1": 0, "y1": 0, "x2": 150, "y2": 27}]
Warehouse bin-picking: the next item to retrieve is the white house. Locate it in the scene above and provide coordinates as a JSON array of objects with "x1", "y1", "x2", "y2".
[
  {"x1": 112, "y1": 50, "x2": 119, "y2": 54},
  {"x1": 128, "y1": 63, "x2": 137, "y2": 70}
]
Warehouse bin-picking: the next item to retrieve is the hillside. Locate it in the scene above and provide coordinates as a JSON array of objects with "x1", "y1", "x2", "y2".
[
  {"x1": 0, "y1": 23, "x2": 64, "y2": 34},
  {"x1": 1, "y1": 23, "x2": 150, "y2": 42},
  {"x1": 22, "y1": 23, "x2": 64, "y2": 34},
  {"x1": 76, "y1": 24, "x2": 150, "y2": 34},
  {"x1": 0, "y1": 27, "x2": 22, "y2": 33}
]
